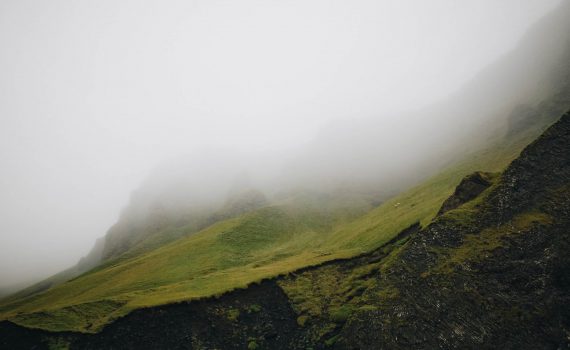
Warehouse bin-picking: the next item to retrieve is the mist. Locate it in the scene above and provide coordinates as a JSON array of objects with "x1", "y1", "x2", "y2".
[{"x1": 0, "y1": 0, "x2": 565, "y2": 289}]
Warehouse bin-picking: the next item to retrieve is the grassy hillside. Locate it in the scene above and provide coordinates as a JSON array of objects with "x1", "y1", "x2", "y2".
[
  {"x1": 322, "y1": 122, "x2": 548, "y2": 252},
  {"x1": 2, "y1": 112, "x2": 566, "y2": 350},
  {"x1": 0, "y1": 118, "x2": 550, "y2": 333}
]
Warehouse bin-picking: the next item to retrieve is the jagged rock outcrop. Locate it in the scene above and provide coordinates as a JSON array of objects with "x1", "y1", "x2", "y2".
[{"x1": 437, "y1": 171, "x2": 494, "y2": 216}]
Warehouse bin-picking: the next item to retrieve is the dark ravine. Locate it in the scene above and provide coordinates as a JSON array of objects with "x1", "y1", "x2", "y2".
[{"x1": 1, "y1": 112, "x2": 569, "y2": 349}]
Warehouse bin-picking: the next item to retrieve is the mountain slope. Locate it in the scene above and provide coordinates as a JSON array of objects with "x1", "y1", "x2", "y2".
[
  {"x1": 0, "y1": 103, "x2": 555, "y2": 333},
  {"x1": 1, "y1": 1, "x2": 569, "y2": 337},
  {"x1": 1, "y1": 109, "x2": 568, "y2": 350},
  {"x1": 330, "y1": 109, "x2": 570, "y2": 349},
  {"x1": 7, "y1": 0, "x2": 569, "y2": 307}
]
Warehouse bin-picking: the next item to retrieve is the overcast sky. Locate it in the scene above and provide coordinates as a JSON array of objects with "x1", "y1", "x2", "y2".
[{"x1": 0, "y1": 0, "x2": 562, "y2": 287}]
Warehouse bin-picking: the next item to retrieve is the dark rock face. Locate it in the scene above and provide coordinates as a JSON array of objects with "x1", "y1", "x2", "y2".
[
  {"x1": 1, "y1": 113, "x2": 568, "y2": 349},
  {"x1": 72, "y1": 282, "x2": 302, "y2": 350},
  {"x1": 0, "y1": 321, "x2": 51, "y2": 350},
  {"x1": 0, "y1": 282, "x2": 302, "y2": 350},
  {"x1": 336, "y1": 111, "x2": 570, "y2": 349},
  {"x1": 437, "y1": 171, "x2": 494, "y2": 216}
]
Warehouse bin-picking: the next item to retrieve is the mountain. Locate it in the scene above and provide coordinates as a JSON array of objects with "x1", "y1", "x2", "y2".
[
  {"x1": 33, "y1": 0, "x2": 570, "y2": 296},
  {"x1": 1, "y1": 107, "x2": 568, "y2": 349},
  {"x1": 55, "y1": 0, "x2": 566, "y2": 277},
  {"x1": 0, "y1": 98, "x2": 564, "y2": 335},
  {"x1": 0, "y1": 2, "x2": 569, "y2": 348}
]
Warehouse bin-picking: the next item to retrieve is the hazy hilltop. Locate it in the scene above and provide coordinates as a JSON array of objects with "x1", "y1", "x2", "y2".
[{"x1": 292, "y1": 0, "x2": 570, "y2": 194}]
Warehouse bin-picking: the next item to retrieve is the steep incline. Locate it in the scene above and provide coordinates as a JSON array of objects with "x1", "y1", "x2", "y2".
[
  {"x1": 332, "y1": 110, "x2": 570, "y2": 349},
  {"x1": 4, "y1": 0, "x2": 568, "y2": 312},
  {"x1": 0, "y1": 115, "x2": 543, "y2": 334},
  {"x1": 1, "y1": 111, "x2": 568, "y2": 349}
]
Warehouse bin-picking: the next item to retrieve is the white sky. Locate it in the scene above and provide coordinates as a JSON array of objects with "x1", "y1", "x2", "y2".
[{"x1": 0, "y1": 0, "x2": 561, "y2": 287}]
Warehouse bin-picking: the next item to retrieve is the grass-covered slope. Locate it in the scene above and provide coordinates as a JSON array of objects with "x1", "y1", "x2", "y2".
[
  {"x1": 1, "y1": 0, "x2": 568, "y2": 335},
  {"x1": 0, "y1": 116, "x2": 550, "y2": 333},
  {"x1": 322, "y1": 120, "x2": 550, "y2": 252},
  {"x1": 2, "y1": 111, "x2": 566, "y2": 349}
]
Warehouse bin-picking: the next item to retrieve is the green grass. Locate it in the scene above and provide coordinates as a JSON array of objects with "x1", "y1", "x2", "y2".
[{"x1": 0, "y1": 121, "x2": 549, "y2": 333}]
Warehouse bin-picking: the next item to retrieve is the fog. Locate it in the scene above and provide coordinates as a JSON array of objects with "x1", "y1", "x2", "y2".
[{"x1": 0, "y1": 0, "x2": 565, "y2": 289}]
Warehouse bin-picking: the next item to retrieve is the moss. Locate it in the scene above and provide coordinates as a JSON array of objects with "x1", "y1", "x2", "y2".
[
  {"x1": 376, "y1": 286, "x2": 399, "y2": 302},
  {"x1": 10, "y1": 299, "x2": 126, "y2": 333},
  {"x1": 329, "y1": 305, "x2": 353, "y2": 323},
  {"x1": 248, "y1": 304, "x2": 261, "y2": 313},
  {"x1": 227, "y1": 308, "x2": 240, "y2": 321},
  {"x1": 346, "y1": 285, "x2": 367, "y2": 299},
  {"x1": 314, "y1": 323, "x2": 338, "y2": 341},
  {"x1": 297, "y1": 315, "x2": 309, "y2": 327},
  {"x1": 358, "y1": 305, "x2": 378, "y2": 312},
  {"x1": 247, "y1": 340, "x2": 259, "y2": 350},
  {"x1": 511, "y1": 211, "x2": 552, "y2": 228},
  {"x1": 436, "y1": 207, "x2": 479, "y2": 228},
  {"x1": 380, "y1": 242, "x2": 409, "y2": 272},
  {"x1": 324, "y1": 334, "x2": 341, "y2": 347},
  {"x1": 351, "y1": 264, "x2": 380, "y2": 279}
]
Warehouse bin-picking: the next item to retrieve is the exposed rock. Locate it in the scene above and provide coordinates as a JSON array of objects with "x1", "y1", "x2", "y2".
[
  {"x1": 437, "y1": 171, "x2": 494, "y2": 216},
  {"x1": 336, "y1": 110, "x2": 570, "y2": 349}
]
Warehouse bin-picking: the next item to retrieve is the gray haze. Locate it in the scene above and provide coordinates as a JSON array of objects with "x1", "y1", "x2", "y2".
[{"x1": 0, "y1": 0, "x2": 563, "y2": 288}]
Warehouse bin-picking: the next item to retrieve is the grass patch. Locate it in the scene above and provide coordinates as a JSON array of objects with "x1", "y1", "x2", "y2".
[
  {"x1": 227, "y1": 308, "x2": 240, "y2": 322},
  {"x1": 297, "y1": 315, "x2": 310, "y2": 327},
  {"x1": 358, "y1": 305, "x2": 378, "y2": 312},
  {"x1": 329, "y1": 305, "x2": 354, "y2": 323},
  {"x1": 247, "y1": 340, "x2": 259, "y2": 350},
  {"x1": 247, "y1": 304, "x2": 261, "y2": 313},
  {"x1": 324, "y1": 334, "x2": 341, "y2": 347}
]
